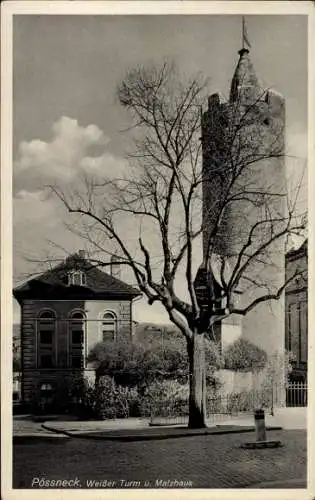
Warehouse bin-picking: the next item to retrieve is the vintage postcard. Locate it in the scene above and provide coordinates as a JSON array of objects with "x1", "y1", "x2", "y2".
[{"x1": 1, "y1": 1, "x2": 314, "y2": 499}]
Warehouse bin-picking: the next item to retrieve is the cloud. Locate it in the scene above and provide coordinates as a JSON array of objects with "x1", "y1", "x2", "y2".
[
  {"x1": 14, "y1": 116, "x2": 127, "y2": 195},
  {"x1": 13, "y1": 116, "x2": 131, "y2": 284},
  {"x1": 13, "y1": 188, "x2": 61, "y2": 282},
  {"x1": 80, "y1": 153, "x2": 128, "y2": 175},
  {"x1": 14, "y1": 189, "x2": 55, "y2": 224}
]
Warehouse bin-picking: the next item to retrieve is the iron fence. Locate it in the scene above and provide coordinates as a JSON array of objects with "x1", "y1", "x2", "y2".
[
  {"x1": 149, "y1": 383, "x2": 308, "y2": 425},
  {"x1": 149, "y1": 390, "x2": 269, "y2": 426},
  {"x1": 286, "y1": 382, "x2": 307, "y2": 407}
]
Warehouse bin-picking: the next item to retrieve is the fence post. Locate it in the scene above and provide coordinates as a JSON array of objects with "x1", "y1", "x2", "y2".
[{"x1": 270, "y1": 384, "x2": 274, "y2": 416}]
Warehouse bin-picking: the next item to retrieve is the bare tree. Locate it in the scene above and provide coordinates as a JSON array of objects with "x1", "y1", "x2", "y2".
[{"x1": 50, "y1": 61, "x2": 306, "y2": 428}]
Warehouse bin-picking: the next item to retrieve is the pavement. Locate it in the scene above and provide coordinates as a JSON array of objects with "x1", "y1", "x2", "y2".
[
  {"x1": 275, "y1": 407, "x2": 307, "y2": 430},
  {"x1": 13, "y1": 416, "x2": 65, "y2": 438},
  {"x1": 13, "y1": 413, "x2": 284, "y2": 441},
  {"x1": 13, "y1": 406, "x2": 307, "y2": 441}
]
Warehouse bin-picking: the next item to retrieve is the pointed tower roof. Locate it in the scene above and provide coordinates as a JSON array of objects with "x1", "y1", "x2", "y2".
[{"x1": 230, "y1": 48, "x2": 264, "y2": 103}]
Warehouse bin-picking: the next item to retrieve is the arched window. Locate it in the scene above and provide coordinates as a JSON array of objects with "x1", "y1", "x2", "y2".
[
  {"x1": 69, "y1": 311, "x2": 86, "y2": 369},
  {"x1": 37, "y1": 310, "x2": 56, "y2": 368},
  {"x1": 102, "y1": 311, "x2": 117, "y2": 342}
]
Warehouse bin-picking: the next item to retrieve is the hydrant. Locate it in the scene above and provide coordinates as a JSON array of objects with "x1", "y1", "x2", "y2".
[{"x1": 254, "y1": 408, "x2": 266, "y2": 442}]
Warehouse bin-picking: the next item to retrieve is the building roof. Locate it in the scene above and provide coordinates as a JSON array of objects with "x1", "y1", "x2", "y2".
[{"x1": 13, "y1": 252, "x2": 141, "y2": 303}]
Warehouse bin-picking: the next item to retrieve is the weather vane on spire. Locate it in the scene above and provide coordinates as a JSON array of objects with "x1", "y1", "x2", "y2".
[{"x1": 242, "y1": 16, "x2": 251, "y2": 50}]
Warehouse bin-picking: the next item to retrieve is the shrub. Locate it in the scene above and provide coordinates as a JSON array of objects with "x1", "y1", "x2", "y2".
[
  {"x1": 226, "y1": 389, "x2": 271, "y2": 413},
  {"x1": 141, "y1": 379, "x2": 223, "y2": 419},
  {"x1": 89, "y1": 341, "x2": 164, "y2": 391},
  {"x1": 67, "y1": 374, "x2": 141, "y2": 420},
  {"x1": 223, "y1": 338, "x2": 267, "y2": 372},
  {"x1": 98, "y1": 376, "x2": 141, "y2": 419},
  {"x1": 144, "y1": 379, "x2": 190, "y2": 402},
  {"x1": 261, "y1": 351, "x2": 295, "y2": 388},
  {"x1": 258, "y1": 351, "x2": 296, "y2": 408},
  {"x1": 141, "y1": 380, "x2": 189, "y2": 417},
  {"x1": 66, "y1": 374, "x2": 97, "y2": 419},
  {"x1": 89, "y1": 338, "x2": 221, "y2": 392}
]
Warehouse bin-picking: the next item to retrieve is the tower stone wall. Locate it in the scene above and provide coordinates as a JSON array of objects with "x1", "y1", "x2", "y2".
[{"x1": 202, "y1": 48, "x2": 286, "y2": 363}]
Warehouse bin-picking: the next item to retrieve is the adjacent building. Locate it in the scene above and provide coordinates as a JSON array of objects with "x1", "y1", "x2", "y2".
[
  {"x1": 285, "y1": 240, "x2": 308, "y2": 383},
  {"x1": 13, "y1": 251, "x2": 141, "y2": 407}
]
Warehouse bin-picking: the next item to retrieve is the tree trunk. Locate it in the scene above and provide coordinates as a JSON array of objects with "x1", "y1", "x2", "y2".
[{"x1": 187, "y1": 331, "x2": 207, "y2": 428}]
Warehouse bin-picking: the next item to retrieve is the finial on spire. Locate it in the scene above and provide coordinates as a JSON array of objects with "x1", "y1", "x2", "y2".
[{"x1": 241, "y1": 16, "x2": 251, "y2": 53}]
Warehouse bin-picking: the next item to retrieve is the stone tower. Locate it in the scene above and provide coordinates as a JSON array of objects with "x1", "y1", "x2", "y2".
[{"x1": 201, "y1": 46, "x2": 286, "y2": 365}]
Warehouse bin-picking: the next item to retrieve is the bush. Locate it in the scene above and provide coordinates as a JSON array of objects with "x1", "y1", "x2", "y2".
[
  {"x1": 207, "y1": 394, "x2": 228, "y2": 414},
  {"x1": 141, "y1": 379, "x2": 223, "y2": 419},
  {"x1": 66, "y1": 374, "x2": 97, "y2": 419},
  {"x1": 66, "y1": 374, "x2": 140, "y2": 420},
  {"x1": 141, "y1": 380, "x2": 189, "y2": 417},
  {"x1": 83, "y1": 337, "x2": 223, "y2": 419},
  {"x1": 94, "y1": 376, "x2": 140, "y2": 419},
  {"x1": 223, "y1": 338, "x2": 267, "y2": 372},
  {"x1": 226, "y1": 389, "x2": 271, "y2": 413},
  {"x1": 261, "y1": 351, "x2": 295, "y2": 388},
  {"x1": 89, "y1": 341, "x2": 164, "y2": 391},
  {"x1": 89, "y1": 338, "x2": 221, "y2": 392},
  {"x1": 144, "y1": 379, "x2": 189, "y2": 402}
]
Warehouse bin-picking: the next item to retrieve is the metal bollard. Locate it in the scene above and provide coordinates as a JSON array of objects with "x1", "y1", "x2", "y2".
[
  {"x1": 254, "y1": 408, "x2": 266, "y2": 442},
  {"x1": 241, "y1": 407, "x2": 281, "y2": 449}
]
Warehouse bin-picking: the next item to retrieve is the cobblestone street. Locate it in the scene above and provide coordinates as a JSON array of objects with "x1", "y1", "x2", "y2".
[{"x1": 13, "y1": 429, "x2": 306, "y2": 489}]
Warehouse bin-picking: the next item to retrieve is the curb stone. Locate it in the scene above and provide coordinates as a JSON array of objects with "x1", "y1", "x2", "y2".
[{"x1": 41, "y1": 423, "x2": 283, "y2": 442}]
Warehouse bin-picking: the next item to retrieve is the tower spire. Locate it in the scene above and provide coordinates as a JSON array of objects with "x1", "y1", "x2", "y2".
[{"x1": 230, "y1": 19, "x2": 261, "y2": 103}]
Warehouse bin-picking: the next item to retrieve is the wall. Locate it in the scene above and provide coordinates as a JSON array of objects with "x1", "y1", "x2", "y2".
[
  {"x1": 21, "y1": 299, "x2": 85, "y2": 402},
  {"x1": 218, "y1": 363, "x2": 286, "y2": 405},
  {"x1": 85, "y1": 299, "x2": 132, "y2": 349},
  {"x1": 218, "y1": 369, "x2": 253, "y2": 394},
  {"x1": 19, "y1": 298, "x2": 132, "y2": 403},
  {"x1": 220, "y1": 321, "x2": 242, "y2": 350},
  {"x1": 202, "y1": 86, "x2": 286, "y2": 361}
]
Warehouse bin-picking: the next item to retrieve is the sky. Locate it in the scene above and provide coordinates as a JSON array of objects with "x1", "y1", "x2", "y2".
[{"x1": 12, "y1": 13, "x2": 308, "y2": 324}]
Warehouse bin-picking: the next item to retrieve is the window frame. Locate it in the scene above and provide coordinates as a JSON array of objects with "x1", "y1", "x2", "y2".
[
  {"x1": 68, "y1": 310, "x2": 87, "y2": 369},
  {"x1": 37, "y1": 310, "x2": 56, "y2": 369},
  {"x1": 100, "y1": 310, "x2": 117, "y2": 343},
  {"x1": 67, "y1": 270, "x2": 87, "y2": 287}
]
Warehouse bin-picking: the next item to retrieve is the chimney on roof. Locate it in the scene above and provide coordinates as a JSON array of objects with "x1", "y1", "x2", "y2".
[
  {"x1": 78, "y1": 250, "x2": 86, "y2": 260},
  {"x1": 110, "y1": 255, "x2": 121, "y2": 280}
]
